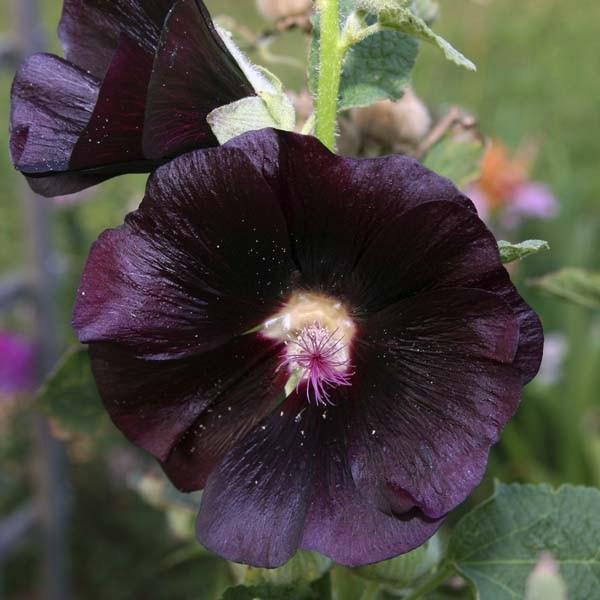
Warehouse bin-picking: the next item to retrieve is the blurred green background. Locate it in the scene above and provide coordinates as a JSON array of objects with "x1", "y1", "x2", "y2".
[{"x1": 0, "y1": 0, "x2": 599, "y2": 597}]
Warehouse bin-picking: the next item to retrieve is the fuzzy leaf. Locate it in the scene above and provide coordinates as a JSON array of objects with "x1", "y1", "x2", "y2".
[
  {"x1": 497, "y1": 240, "x2": 550, "y2": 264},
  {"x1": 531, "y1": 268, "x2": 600, "y2": 309},
  {"x1": 379, "y1": 7, "x2": 475, "y2": 70},
  {"x1": 355, "y1": 0, "x2": 411, "y2": 11},
  {"x1": 338, "y1": 29, "x2": 419, "y2": 110},
  {"x1": 449, "y1": 483, "x2": 600, "y2": 600},
  {"x1": 310, "y1": 1, "x2": 419, "y2": 111},
  {"x1": 423, "y1": 134, "x2": 485, "y2": 188},
  {"x1": 37, "y1": 346, "x2": 106, "y2": 434}
]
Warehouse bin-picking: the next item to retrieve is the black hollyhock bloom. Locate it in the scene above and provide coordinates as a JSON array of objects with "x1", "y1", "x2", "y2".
[
  {"x1": 73, "y1": 129, "x2": 543, "y2": 568},
  {"x1": 9, "y1": 0, "x2": 255, "y2": 196}
]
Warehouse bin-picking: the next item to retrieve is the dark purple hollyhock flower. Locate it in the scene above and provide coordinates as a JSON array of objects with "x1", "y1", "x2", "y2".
[
  {"x1": 9, "y1": 0, "x2": 255, "y2": 197},
  {"x1": 73, "y1": 129, "x2": 543, "y2": 567}
]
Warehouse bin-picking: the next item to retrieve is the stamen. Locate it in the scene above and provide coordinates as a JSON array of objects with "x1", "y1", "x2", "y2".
[{"x1": 281, "y1": 322, "x2": 353, "y2": 406}]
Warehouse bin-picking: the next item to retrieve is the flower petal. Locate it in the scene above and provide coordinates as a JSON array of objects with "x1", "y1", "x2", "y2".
[
  {"x1": 9, "y1": 49, "x2": 158, "y2": 196},
  {"x1": 299, "y1": 397, "x2": 443, "y2": 566},
  {"x1": 197, "y1": 393, "x2": 315, "y2": 567},
  {"x1": 463, "y1": 270, "x2": 543, "y2": 384},
  {"x1": 226, "y1": 130, "x2": 472, "y2": 210},
  {"x1": 349, "y1": 288, "x2": 523, "y2": 519},
  {"x1": 59, "y1": 0, "x2": 173, "y2": 77},
  {"x1": 227, "y1": 130, "x2": 475, "y2": 305},
  {"x1": 69, "y1": 35, "x2": 154, "y2": 169},
  {"x1": 160, "y1": 346, "x2": 287, "y2": 491},
  {"x1": 73, "y1": 147, "x2": 295, "y2": 358},
  {"x1": 350, "y1": 200, "x2": 504, "y2": 313},
  {"x1": 89, "y1": 334, "x2": 282, "y2": 464},
  {"x1": 197, "y1": 389, "x2": 443, "y2": 567},
  {"x1": 10, "y1": 53, "x2": 98, "y2": 175},
  {"x1": 142, "y1": 0, "x2": 254, "y2": 160}
]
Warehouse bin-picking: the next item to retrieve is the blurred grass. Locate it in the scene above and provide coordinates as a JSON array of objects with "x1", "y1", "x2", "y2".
[{"x1": 0, "y1": 0, "x2": 599, "y2": 596}]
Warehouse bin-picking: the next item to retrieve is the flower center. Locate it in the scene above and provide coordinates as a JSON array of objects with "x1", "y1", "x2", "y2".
[{"x1": 262, "y1": 292, "x2": 356, "y2": 405}]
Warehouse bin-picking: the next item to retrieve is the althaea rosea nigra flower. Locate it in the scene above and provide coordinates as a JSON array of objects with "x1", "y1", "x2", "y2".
[
  {"x1": 73, "y1": 129, "x2": 543, "y2": 568},
  {"x1": 10, "y1": 0, "x2": 255, "y2": 196}
]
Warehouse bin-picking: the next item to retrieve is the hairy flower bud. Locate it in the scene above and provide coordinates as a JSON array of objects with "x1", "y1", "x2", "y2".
[{"x1": 351, "y1": 88, "x2": 432, "y2": 154}]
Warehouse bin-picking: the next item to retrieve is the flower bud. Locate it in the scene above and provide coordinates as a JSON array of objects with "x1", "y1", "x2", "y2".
[
  {"x1": 350, "y1": 88, "x2": 432, "y2": 153},
  {"x1": 256, "y1": 0, "x2": 313, "y2": 22}
]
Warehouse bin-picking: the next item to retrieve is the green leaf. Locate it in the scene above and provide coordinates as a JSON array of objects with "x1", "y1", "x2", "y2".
[
  {"x1": 354, "y1": 0, "x2": 411, "y2": 12},
  {"x1": 310, "y1": 2, "x2": 419, "y2": 111},
  {"x1": 423, "y1": 134, "x2": 485, "y2": 188},
  {"x1": 338, "y1": 28, "x2": 419, "y2": 110},
  {"x1": 352, "y1": 535, "x2": 442, "y2": 587},
  {"x1": 354, "y1": 0, "x2": 440, "y2": 23},
  {"x1": 243, "y1": 551, "x2": 332, "y2": 587},
  {"x1": 497, "y1": 240, "x2": 550, "y2": 264},
  {"x1": 37, "y1": 346, "x2": 106, "y2": 434},
  {"x1": 530, "y1": 268, "x2": 600, "y2": 309},
  {"x1": 449, "y1": 483, "x2": 600, "y2": 600},
  {"x1": 379, "y1": 7, "x2": 475, "y2": 70}
]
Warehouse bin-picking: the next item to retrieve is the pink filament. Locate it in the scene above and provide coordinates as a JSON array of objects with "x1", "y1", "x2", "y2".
[{"x1": 283, "y1": 323, "x2": 353, "y2": 405}]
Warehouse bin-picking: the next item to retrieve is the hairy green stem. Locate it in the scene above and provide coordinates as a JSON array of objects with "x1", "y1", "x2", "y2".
[
  {"x1": 315, "y1": 0, "x2": 343, "y2": 150},
  {"x1": 402, "y1": 564, "x2": 454, "y2": 600}
]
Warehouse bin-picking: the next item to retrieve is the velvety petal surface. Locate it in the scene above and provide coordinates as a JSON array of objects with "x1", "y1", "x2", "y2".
[
  {"x1": 351, "y1": 200, "x2": 506, "y2": 313},
  {"x1": 90, "y1": 334, "x2": 282, "y2": 465},
  {"x1": 9, "y1": 50, "x2": 158, "y2": 195},
  {"x1": 10, "y1": 53, "x2": 98, "y2": 175},
  {"x1": 227, "y1": 131, "x2": 542, "y2": 382},
  {"x1": 348, "y1": 288, "x2": 523, "y2": 519},
  {"x1": 73, "y1": 147, "x2": 295, "y2": 358},
  {"x1": 197, "y1": 394, "x2": 317, "y2": 567},
  {"x1": 227, "y1": 130, "x2": 476, "y2": 308},
  {"x1": 59, "y1": 0, "x2": 174, "y2": 77},
  {"x1": 197, "y1": 389, "x2": 443, "y2": 567},
  {"x1": 453, "y1": 269, "x2": 543, "y2": 384},
  {"x1": 69, "y1": 35, "x2": 154, "y2": 169},
  {"x1": 143, "y1": 0, "x2": 254, "y2": 159},
  {"x1": 299, "y1": 394, "x2": 444, "y2": 566}
]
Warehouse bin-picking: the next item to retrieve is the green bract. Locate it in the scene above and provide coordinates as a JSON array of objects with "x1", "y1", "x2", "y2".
[{"x1": 498, "y1": 240, "x2": 551, "y2": 264}]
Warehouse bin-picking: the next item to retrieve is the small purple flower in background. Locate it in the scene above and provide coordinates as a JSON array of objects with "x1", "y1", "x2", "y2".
[
  {"x1": 0, "y1": 332, "x2": 35, "y2": 396},
  {"x1": 467, "y1": 140, "x2": 559, "y2": 230},
  {"x1": 10, "y1": 0, "x2": 256, "y2": 197},
  {"x1": 73, "y1": 129, "x2": 543, "y2": 568},
  {"x1": 501, "y1": 182, "x2": 559, "y2": 229}
]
